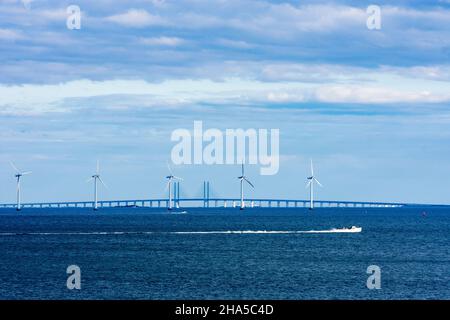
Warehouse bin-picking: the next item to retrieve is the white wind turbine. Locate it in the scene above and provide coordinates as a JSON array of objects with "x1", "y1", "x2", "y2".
[
  {"x1": 10, "y1": 162, "x2": 32, "y2": 211},
  {"x1": 165, "y1": 162, "x2": 183, "y2": 210},
  {"x1": 87, "y1": 161, "x2": 107, "y2": 210},
  {"x1": 238, "y1": 162, "x2": 254, "y2": 210},
  {"x1": 306, "y1": 159, "x2": 323, "y2": 210}
]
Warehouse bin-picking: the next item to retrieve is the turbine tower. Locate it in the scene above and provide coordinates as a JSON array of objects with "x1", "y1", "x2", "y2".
[
  {"x1": 237, "y1": 162, "x2": 254, "y2": 210},
  {"x1": 165, "y1": 163, "x2": 183, "y2": 210},
  {"x1": 10, "y1": 162, "x2": 32, "y2": 211},
  {"x1": 87, "y1": 161, "x2": 107, "y2": 210},
  {"x1": 306, "y1": 159, "x2": 323, "y2": 210}
]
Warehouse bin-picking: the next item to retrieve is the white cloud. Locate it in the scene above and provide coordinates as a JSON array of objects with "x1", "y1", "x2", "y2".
[
  {"x1": 1, "y1": 2, "x2": 450, "y2": 86},
  {"x1": 267, "y1": 91, "x2": 305, "y2": 103},
  {"x1": 383, "y1": 5, "x2": 450, "y2": 24},
  {"x1": 0, "y1": 28, "x2": 24, "y2": 40},
  {"x1": 380, "y1": 65, "x2": 450, "y2": 82},
  {"x1": 218, "y1": 3, "x2": 366, "y2": 39},
  {"x1": 105, "y1": 9, "x2": 168, "y2": 27},
  {"x1": 37, "y1": 8, "x2": 67, "y2": 21},
  {"x1": 139, "y1": 36, "x2": 184, "y2": 46},
  {"x1": 258, "y1": 63, "x2": 371, "y2": 83},
  {"x1": 2, "y1": 65, "x2": 450, "y2": 116},
  {"x1": 314, "y1": 85, "x2": 450, "y2": 104},
  {"x1": 216, "y1": 38, "x2": 254, "y2": 49}
]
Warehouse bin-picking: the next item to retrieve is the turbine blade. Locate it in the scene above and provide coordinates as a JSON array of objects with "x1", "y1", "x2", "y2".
[
  {"x1": 98, "y1": 177, "x2": 108, "y2": 189},
  {"x1": 244, "y1": 177, "x2": 254, "y2": 188},
  {"x1": 310, "y1": 159, "x2": 314, "y2": 176},
  {"x1": 164, "y1": 181, "x2": 170, "y2": 192},
  {"x1": 314, "y1": 178, "x2": 323, "y2": 187},
  {"x1": 86, "y1": 177, "x2": 94, "y2": 183},
  {"x1": 96, "y1": 160, "x2": 100, "y2": 174},
  {"x1": 305, "y1": 180, "x2": 311, "y2": 188},
  {"x1": 241, "y1": 162, "x2": 244, "y2": 176},
  {"x1": 22, "y1": 171, "x2": 32, "y2": 175},
  {"x1": 167, "y1": 161, "x2": 173, "y2": 175},
  {"x1": 9, "y1": 161, "x2": 20, "y2": 173},
  {"x1": 173, "y1": 176, "x2": 183, "y2": 181}
]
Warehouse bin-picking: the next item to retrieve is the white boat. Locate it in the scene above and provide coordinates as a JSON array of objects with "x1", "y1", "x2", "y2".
[
  {"x1": 330, "y1": 226, "x2": 362, "y2": 233},
  {"x1": 302, "y1": 226, "x2": 362, "y2": 233}
]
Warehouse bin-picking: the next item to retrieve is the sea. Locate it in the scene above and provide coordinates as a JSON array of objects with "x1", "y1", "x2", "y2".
[{"x1": 0, "y1": 207, "x2": 449, "y2": 300}]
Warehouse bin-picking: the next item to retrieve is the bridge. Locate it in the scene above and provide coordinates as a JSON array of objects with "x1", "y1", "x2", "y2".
[
  {"x1": 0, "y1": 181, "x2": 446, "y2": 210},
  {"x1": 0, "y1": 197, "x2": 436, "y2": 210}
]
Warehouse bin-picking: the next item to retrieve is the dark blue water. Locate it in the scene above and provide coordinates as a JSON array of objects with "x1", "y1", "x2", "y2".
[{"x1": 0, "y1": 207, "x2": 449, "y2": 300}]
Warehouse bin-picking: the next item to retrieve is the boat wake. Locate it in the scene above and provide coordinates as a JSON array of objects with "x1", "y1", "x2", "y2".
[
  {"x1": 300, "y1": 226, "x2": 362, "y2": 233},
  {"x1": 169, "y1": 227, "x2": 362, "y2": 234},
  {"x1": 0, "y1": 227, "x2": 362, "y2": 236}
]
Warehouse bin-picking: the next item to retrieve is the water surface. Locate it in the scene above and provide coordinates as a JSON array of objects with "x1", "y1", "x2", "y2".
[{"x1": 0, "y1": 207, "x2": 448, "y2": 299}]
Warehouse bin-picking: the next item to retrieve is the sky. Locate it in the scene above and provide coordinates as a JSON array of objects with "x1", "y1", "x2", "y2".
[{"x1": 0, "y1": 0, "x2": 450, "y2": 204}]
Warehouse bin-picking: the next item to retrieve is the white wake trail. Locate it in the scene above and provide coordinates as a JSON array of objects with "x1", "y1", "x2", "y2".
[{"x1": 0, "y1": 227, "x2": 362, "y2": 236}]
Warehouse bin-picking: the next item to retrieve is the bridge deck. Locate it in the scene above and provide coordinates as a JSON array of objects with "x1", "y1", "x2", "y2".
[{"x1": 0, "y1": 198, "x2": 437, "y2": 209}]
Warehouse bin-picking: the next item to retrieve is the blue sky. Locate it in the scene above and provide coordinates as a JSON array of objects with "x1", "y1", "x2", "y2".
[{"x1": 0, "y1": 0, "x2": 450, "y2": 204}]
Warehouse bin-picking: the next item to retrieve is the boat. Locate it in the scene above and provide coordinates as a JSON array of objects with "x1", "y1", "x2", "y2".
[
  {"x1": 303, "y1": 226, "x2": 362, "y2": 233},
  {"x1": 331, "y1": 226, "x2": 362, "y2": 233}
]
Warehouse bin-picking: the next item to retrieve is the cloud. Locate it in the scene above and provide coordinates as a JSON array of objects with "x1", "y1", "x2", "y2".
[
  {"x1": 314, "y1": 85, "x2": 450, "y2": 104},
  {"x1": 37, "y1": 8, "x2": 68, "y2": 21},
  {"x1": 1, "y1": 1, "x2": 450, "y2": 85},
  {"x1": 257, "y1": 63, "x2": 371, "y2": 83},
  {"x1": 230, "y1": 3, "x2": 365, "y2": 36},
  {"x1": 0, "y1": 28, "x2": 24, "y2": 40},
  {"x1": 216, "y1": 38, "x2": 254, "y2": 49},
  {"x1": 139, "y1": 36, "x2": 184, "y2": 46},
  {"x1": 105, "y1": 9, "x2": 168, "y2": 27},
  {"x1": 1, "y1": 1, "x2": 450, "y2": 108},
  {"x1": 266, "y1": 91, "x2": 305, "y2": 103},
  {"x1": 2, "y1": 67, "x2": 450, "y2": 116},
  {"x1": 380, "y1": 65, "x2": 450, "y2": 82}
]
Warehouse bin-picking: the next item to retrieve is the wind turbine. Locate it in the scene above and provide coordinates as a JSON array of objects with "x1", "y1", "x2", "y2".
[
  {"x1": 306, "y1": 159, "x2": 322, "y2": 210},
  {"x1": 87, "y1": 161, "x2": 107, "y2": 210},
  {"x1": 238, "y1": 162, "x2": 254, "y2": 210},
  {"x1": 165, "y1": 162, "x2": 183, "y2": 210},
  {"x1": 10, "y1": 162, "x2": 32, "y2": 211}
]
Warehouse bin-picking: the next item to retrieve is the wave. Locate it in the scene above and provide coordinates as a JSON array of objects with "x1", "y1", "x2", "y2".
[{"x1": 0, "y1": 228, "x2": 361, "y2": 236}]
